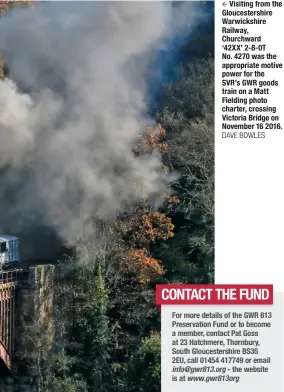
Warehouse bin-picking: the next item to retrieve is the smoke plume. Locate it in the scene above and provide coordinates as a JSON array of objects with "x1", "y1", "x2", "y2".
[{"x1": 0, "y1": 2, "x2": 203, "y2": 244}]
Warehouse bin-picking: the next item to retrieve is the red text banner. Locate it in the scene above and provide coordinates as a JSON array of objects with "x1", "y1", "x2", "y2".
[{"x1": 156, "y1": 285, "x2": 273, "y2": 306}]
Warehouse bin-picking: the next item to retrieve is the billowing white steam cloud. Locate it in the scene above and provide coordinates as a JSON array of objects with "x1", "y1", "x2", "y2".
[{"x1": 0, "y1": 2, "x2": 203, "y2": 243}]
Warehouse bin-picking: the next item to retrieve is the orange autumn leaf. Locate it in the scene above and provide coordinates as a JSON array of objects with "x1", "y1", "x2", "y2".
[
  {"x1": 134, "y1": 124, "x2": 168, "y2": 156},
  {"x1": 142, "y1": 211, "x2": 174, "y2": 241},
  {"x1": 126, "y1": 248, "x2": 165, "y2": 284},
  {"x1": 167, "y1": 195, "x2": 180, "y2": 205},
  {"x1": 116, "y1": 206, "x2": 174, "y2": 248}
]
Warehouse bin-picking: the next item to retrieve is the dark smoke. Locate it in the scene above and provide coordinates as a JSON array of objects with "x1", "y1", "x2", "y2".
[{"x1": 0, "y1": 2, "x2": 204, "y2": 245}]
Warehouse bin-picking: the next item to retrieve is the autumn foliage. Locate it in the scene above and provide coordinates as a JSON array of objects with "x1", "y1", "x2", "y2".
[
  {"x1": 126, "y1": 249, "x2": 164, "y2": 284},
  {"x1": 112, "y1": 202, "x2": 173, "y2": 283},
  {"x1": 134, "y1": 124, "x2": 168, "y2": 156},
  {"x1": 112, "y1": 125, "x2": 178, "y2": 284},
  {"x1": 118, "y1": 204, "x2": 174, "y2": 245}
]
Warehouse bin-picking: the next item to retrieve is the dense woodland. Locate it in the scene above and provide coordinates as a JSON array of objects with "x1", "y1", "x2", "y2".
[{"x1": 0, "y1": 2, "x2": 214, "y2": 391}]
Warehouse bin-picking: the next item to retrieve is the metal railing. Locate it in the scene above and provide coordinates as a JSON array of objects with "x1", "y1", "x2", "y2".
[{"x1": 0, "y1": 269, "x2": 24, "y2": 285}]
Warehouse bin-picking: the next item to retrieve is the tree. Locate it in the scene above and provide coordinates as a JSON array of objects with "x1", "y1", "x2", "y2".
[
  {"x1": 120, "y1": 332, "x2": 161, "y2": 392},
  {"x1": 71, "y1": 260, "x2": 111, "y2": 392},
  {"x1": 113, "y1": 201, "x2": 175, "y2": 284},
  {"x1": 0, "y1": 5, "x2": 215, "y2": 390},
  {"x1": 154, "y1": 57, "x2": 214, "y2": 283}
]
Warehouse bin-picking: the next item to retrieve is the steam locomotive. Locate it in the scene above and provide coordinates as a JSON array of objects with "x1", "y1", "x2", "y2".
[{"x1": 0, "y1": 235, "x2": 20, "y2": 269}]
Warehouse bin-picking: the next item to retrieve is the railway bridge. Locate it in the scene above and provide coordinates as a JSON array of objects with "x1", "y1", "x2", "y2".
[{"x1": 0, "y1": 268, "x2": 33, "y2": 374}]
